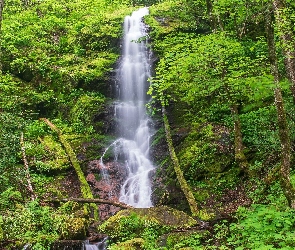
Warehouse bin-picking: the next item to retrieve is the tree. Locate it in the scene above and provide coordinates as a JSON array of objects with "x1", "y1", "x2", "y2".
[
  {"x1": 162, "y1": 105, "x2": 199, "y2": 216},
  {"x1": 150, "y1": 33, "x2": 265, "y2": 173},
  {"x1": 40, "y1": 118, "x2": 99, "y2": 219},
  {"x1": 0, "y1": 0, "x2": 3, "y2": 30},
  {"x1": 272, "y1": 0, "x2": 295, "y2": 103},
  {"x1": 265, "y1": 3, "x2": 295, "y2": 208},
  {"x1": 210, "y1": 0, "x2": 266, "y2": 38},
  {"x1": 0, "y1": 0, "x2": 4, "y2": 72}
]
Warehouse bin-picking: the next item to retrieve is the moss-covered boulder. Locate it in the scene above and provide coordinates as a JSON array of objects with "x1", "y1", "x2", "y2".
[
  {"x1": 61, "y1": 217, "x2": 88, "y2": 240},
  {"x1": 98, "y1": 206, "x2": 198, "y2": 243},
  {"x1": 109, "y1": 238, "x2": 145, "y2": 250}
]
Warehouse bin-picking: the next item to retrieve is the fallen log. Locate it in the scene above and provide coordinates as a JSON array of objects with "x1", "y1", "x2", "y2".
[
  {"x1": 46, "y1": 198, "x2": 132, "y2": 209},
  {"x1": 40, "y1": 118, "x2": 98, "y2": 219}
]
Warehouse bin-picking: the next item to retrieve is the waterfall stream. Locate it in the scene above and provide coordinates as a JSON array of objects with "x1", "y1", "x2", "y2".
[
  {"x1": 101, "y1": 7, "x2": 154, "y2": 208},
  {"x1": 116, "y1": 7, "x2": 153, "y2": 208}
]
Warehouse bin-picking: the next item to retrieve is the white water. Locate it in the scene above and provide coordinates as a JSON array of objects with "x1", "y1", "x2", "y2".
[
  {"x1": 84, "y1": 238, "x2": 108, "y2": 250},
  {"x1": 102, "y1": 7, "x2": 154, "y2": 208}
]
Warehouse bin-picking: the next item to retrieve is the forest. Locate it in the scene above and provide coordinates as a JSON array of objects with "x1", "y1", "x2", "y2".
[{"x1": 1, "y1": 0, "x2": 295, "y2": 249}]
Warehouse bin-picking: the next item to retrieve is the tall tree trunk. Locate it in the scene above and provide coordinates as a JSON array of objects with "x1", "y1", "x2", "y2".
[
  {"x1": 0, "y1": 0, "x2": 4, "y2": 72},
  {"x1": 230, "y1": 104, "x2": 249, "y2": 173},
  {"x1": 0, "y1": 0, "x2": 3, "y2": 30},
  {"x1": 266, "y1": 5, "x2": 295, "y2": 208},
  {"x1": 272, "y1": 0, "x2": 295, "y2": 103},
  {"x1": 205, "y1": 0, "x2": 217, "y2": 32},
  {"x1": 162, "y1": 106, "x2": 199, "y2": 216},
  {"x1": 40, "y1": 118, "x2": 99, "y2": 219}
]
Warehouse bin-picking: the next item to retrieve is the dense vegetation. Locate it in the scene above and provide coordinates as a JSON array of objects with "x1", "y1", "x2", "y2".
[{"x1": 1, "y1": 0, "x2": 295, "y2": 249}]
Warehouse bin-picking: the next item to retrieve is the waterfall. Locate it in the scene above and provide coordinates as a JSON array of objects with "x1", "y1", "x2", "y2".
[
  {"x1": 116, "y1": 7, "x2": 153, "y2": 208},
  {"x1": 101, "y1": 7, "x2": 154, "y2": 208}
]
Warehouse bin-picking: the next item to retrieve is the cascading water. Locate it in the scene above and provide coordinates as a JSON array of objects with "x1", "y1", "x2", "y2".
[
  {"x1": 116, "y1": 7, "x2": 154, "y2": 208},
  {"x1": 101, "y1": 7, "x2": 154, "y2": 208},
  {"x1": 84, "y1": 239, "x2": 108, "y2": 250}
]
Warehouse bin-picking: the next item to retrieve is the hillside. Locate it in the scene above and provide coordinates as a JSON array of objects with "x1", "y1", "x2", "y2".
[{"x1": 1, "y1": 0, "x2": 295, "y2": 249}]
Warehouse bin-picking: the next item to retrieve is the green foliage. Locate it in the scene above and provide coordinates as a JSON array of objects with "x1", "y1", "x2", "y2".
[
  {"x1": 1, "y1": 200, "x2": 88, "y2": 249},
  {"x1": 70, "y1": 93, "x2": 105, "y2": 133},
  {"x1": 0, "y1": 112, "x2": 27, "y2": 195},
  {"x1": 0, "y1": 187, "x2": 23, "y2": 210},
  {"x1": 166, "y1": 231, "x2": 209, "y2": 249},
  {"x1": 30, "y1": 174, "x2": 59, "y2": 198},
  {"x1": 99, "y1": 211, "x2": 170, "y2": 244},
  {"x1": 1, "y1": 0, "x2": 133, "y2": 93},
  {"x1": 149, "y1": 32, "x2": 269, "y2": 109},
  {"x1": 26, "y1": 135, "x2": 70, "y2": 173},
  {"x1": 2, "y1": 200, "x2": 59, "y2": 249},
  {"x1": 240, "y1": 106, "x2": 280, "y2": 156},
  {"x1": 228, "y1": 205, "x2": 295, "y2": 249},
  {"x1": 179, "y1": 124, "x2": 219, "y2": 178}
]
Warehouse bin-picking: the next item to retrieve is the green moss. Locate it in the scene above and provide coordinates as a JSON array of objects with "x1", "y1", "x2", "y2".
[
  {"x1": 70, "y1": 93, "x2": 106, "y2": 134},
  {"x1": 98, "y1": 206, "x2": 198, "y2": 243},
  {"x1": 197, "y1": 209, "x2": 215, "y2": 221},
  {"x1": 193, "y1": 189, "x2": 210, "y2": 203},
  {"x1": 61, "y1": 217, "x2": 87, "y2": 240},
  {"x1": 26, "y1": 135, "x2": 70, "y2": 172},
  {"x1": 110, "y1": 238, "x2": 145, "y2": 250}
]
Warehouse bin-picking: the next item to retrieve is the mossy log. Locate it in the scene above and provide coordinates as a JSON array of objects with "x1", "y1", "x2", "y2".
[
  {"x1": 47, "y1": 198, "x2": 131, "y2": 209},
  {"x1": 40, "y1": 118, "x2": 99, "y2": 218},
  {"x1": 162, "y1": 106, "x2": 199, "y2": 216}
]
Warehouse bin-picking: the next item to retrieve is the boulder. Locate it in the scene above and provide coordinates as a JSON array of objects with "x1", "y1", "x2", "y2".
[{"x1": 98, "y1": 206, "x2": 198, "y2": 242}]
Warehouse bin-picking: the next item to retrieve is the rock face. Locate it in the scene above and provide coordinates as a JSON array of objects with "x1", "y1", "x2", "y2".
[{"x1": 86, "y1": 160, "x2": 128, "y2": 220}]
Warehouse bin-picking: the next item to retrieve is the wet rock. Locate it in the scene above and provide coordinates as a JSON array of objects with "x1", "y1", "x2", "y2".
[
  {"x1": 86, "y1": 160, "x2": 128, "y2": 220},
  {"x1": 51, "y1": 240, "x2": 85, "y2": 250}
]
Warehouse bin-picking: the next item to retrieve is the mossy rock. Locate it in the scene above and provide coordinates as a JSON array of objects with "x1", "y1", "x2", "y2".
[
  {"x1": 109, "y1": 238, "x2": 145, "y2": 250},
  {"x1": 62, "y1": 217, "x2": 88, "y2": 240},
  {"x1": 98, "y1": 206, "x2": 198, "y2": 242},
  {"x1": 133, "y1": 206, "x2": 197, "y2": 227},
  {"x1": 100, "y1": 205, "x2": 197, "y2": 230}
]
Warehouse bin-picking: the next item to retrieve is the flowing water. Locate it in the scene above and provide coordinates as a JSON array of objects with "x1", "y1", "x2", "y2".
[
  {"x1": 101, "y1": 7, "x2": 154, "y2": 208},
  {"x1": 84, "y1": 239, "x2": 108, "y2": 250}
]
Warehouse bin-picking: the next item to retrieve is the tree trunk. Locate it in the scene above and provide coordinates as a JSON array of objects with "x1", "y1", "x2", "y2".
[
  {"x1": 47, "y1": 198, "x2": 131, "y2": 209},
  {"x1": 40, "y1": 118, "x2": 99, "y2": 219},
  {"x1": 0, "y1": 0, "x2": 3, "y2": 72},
  {"x1": 272, "y1": 0, "x2": 295, "y2": 104},
  {"x1": 20, "y1": 132, "x2": 37, "y2": 201},
  {"x1": 230, "y1": 104, "x2": 249, "y2": 174},
  {"x1": 0, "y1": 0, "x2": 3, "y2": 30},
  {"x1": 205, "y1": 0, "x2": 217, "y2": 32},
  {"x1": 162, "y1": 106, "x2": 199, "y2": 216},
  {"x1": 22, "y1": 0, "x2": 29, "y2": 7},
  {"x1": 265, "y1": 5, "x2": 295, "y2": 208}
]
